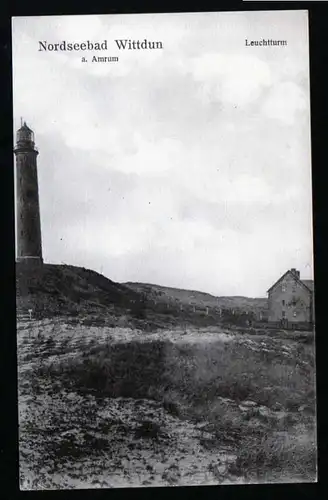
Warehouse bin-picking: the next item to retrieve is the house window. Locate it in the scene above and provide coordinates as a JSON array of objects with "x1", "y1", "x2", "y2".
[
  {"x1": 282, "y1": 285, "x2": 286, "y2": 292},
  {"x1": 282, "y1": 300, "x2": 285, "y2": 306},
  {"x1": 293, "y1": 312, "x2": 297, "y2": 317},
  {"x1": 292, "y1": 286, "x2": 296, "y2": 293},
  {"x1": 282, "y1": 311, "x2": 286, "y2": 318}
]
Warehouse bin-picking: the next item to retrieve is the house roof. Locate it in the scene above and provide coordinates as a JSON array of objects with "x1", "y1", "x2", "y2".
[
  {"x1": 267, "y1": 270, "x2": 314, "y2": 294},
  {"x1": 301, "y1": 280, "x2": 314, "y2": 292}
]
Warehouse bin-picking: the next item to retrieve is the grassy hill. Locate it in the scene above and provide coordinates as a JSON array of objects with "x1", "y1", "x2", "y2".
[
  {"x1": 16, "y1": 263, "x2": 141, "y2": 319},
  {"x1": 124, "y1": 282, "x2": 268, "y2": 314}
]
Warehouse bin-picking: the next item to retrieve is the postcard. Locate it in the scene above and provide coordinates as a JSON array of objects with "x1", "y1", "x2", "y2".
[{"x1": 12, "y1": 10, "x2": 316, "y2": 489}]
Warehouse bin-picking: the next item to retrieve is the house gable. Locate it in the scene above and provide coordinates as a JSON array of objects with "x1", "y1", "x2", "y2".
[{"x1": 267, "y1": 270, "x2": 312, "y2": 295}]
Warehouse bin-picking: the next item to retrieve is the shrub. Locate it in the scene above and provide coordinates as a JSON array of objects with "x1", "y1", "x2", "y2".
[
  {"x1": 36, "y1": 339, "x2": 168, "y2": 400},
  {"x1": 163, "y1": 340, "x2": 315, "y2": 412}
]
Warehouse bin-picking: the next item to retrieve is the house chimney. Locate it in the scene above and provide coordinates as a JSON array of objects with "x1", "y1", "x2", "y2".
[{"x1": 291, "y1": 268, "x2": 300, "y2": 278}]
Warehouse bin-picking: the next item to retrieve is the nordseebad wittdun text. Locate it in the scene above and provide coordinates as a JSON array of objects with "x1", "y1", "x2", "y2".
[{"x1": 38, "y1": 40, "x2": 164, "y2": 51}]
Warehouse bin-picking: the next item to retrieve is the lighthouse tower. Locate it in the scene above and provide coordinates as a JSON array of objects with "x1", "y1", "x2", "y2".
[{"x1": 14, "y1": 121, "x2": 43, "y2": 264}]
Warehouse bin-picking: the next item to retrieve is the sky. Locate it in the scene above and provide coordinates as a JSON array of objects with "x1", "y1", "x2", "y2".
[{"x1": 12, "y1": 11, "x2": 313, "y2": 297}]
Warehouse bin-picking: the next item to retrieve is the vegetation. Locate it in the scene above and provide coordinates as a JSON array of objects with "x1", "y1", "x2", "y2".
[{"x1": 21, "y1": 324, "x2": 316, "y2": 484}]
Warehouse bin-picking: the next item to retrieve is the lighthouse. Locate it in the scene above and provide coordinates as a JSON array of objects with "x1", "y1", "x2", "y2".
[{"x1": 14, "y1": 121, "x2": 43, "y2": 264}]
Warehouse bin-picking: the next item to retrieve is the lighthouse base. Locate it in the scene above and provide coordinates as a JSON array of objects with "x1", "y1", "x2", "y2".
[{"x1": 16, "y1": 256, "x2": 43, "y2": 265}]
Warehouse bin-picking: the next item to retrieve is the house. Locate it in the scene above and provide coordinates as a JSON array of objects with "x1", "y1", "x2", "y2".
[{"x1": 267, "y1": 268, "x2": 314, "y2": 328}]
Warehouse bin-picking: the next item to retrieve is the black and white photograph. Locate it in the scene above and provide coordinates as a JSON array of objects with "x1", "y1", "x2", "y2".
[{"x1": 12, "y1": 10, "x2": 316, "y2": 489}]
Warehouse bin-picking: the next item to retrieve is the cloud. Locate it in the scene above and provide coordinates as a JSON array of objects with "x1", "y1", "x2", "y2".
[
  {"x1": 262, "y1": 81, "x2": 308, "y2": 124},
  {"x1": 191, "y1": 53, "x2": 272, "y2": 107}
]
